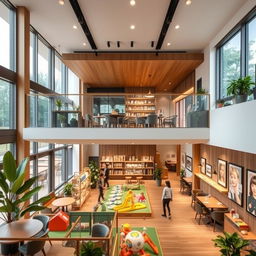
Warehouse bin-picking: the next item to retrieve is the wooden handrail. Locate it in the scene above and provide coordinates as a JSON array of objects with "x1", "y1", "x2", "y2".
[{"x1": 65, "y1": 216, "x2": 81, "y2": 238}]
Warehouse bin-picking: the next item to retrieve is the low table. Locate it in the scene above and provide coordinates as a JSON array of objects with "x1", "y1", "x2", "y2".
[{"x1": 52, "y1": 197, "x2": 75, "y2": 211}]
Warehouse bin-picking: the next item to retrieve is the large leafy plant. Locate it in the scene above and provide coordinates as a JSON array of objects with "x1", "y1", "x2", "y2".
[
  {"x1": 213, "y1": 232, "x2": 249, "y2": 256},
  {"x1": 154, "y1": 168, "x2": 162, "y2": 180},
  {"x1": 80, "y1": 241, "x2": 103, "y2": 256},
  {"x1": 227, "y1": 76, "x2": 255, "y2": 96},
  {"x1": 0, "y1": 151, "x2": 50, "y2": 223},
  {"x1": 88, "y1": 161, "x2": 100, "y2": 189}
]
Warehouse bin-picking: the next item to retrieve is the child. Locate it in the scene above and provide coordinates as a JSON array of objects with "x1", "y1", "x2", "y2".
[
  {"x1": 248, "y1": 175, "x2": 256, "y2": 216},
  {"x1": 228, "y1": 167, "x2": 242, "y2": 205},
  {"x1": 138, "y1": 192, "x2": 146, "y2": 202}
]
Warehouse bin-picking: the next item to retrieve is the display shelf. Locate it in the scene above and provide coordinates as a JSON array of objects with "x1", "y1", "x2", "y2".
[
  {"x1": 72, "y1": 167, "x2": 90, "y2": 209},
  {"x1": 195, "y1": 173, "x2": 228, "y2": 194}
]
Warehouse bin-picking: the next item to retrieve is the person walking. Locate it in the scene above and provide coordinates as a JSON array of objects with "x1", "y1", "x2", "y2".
[
  {"x1": 103, "y1": 163, "x2": 110, "y2": 188},
  {"x1": 161, "y1": 180, "x2": 172, "y2": 219},
  {"x1": 98, "y1": 173, "x2": 105, "y2": 203}
]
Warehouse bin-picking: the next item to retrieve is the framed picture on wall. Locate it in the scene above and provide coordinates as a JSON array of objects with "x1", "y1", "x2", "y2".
[
  {"x1": 181, "y1": 153, "x2": 185, "y2": 168},
  {"x1": 206, "y1": 164, "x2": 212, "y2": 178},
  {"x1": 186, "y1": 155, "x2": 192, "y2": 172},
  {"x1": 228, "y1": 163, "x2": 243, "y2": 207},
  {"x1": 217, "y1": 159, "x2": 227, "y2": 188},
  {"x1": 200, "y1": 157, "x2": 206, "y2": 174},
  {"x1": 246, "y1": 169, "x2": 256, "y2": 217}
]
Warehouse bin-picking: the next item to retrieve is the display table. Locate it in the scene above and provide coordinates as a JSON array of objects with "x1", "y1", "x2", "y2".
[{"x1": 52, "y1": 197, "x2": 75, "y2": 211}]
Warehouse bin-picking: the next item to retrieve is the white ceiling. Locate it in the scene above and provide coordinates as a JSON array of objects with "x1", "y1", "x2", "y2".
[{"x1": 11, "y1": 0, "x2": 245, "y2": 53}]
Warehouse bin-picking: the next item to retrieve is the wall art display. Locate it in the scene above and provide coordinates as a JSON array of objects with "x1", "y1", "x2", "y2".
[
  {"x1": 206, "y1": 164, "x2": 212, "y2": 178},
  {"x1": 181, "y1": 153, "x2": 185, "y2": 168},
  {"x1": 200, "y1": 157, "x2": 206, "y2": 174},
  {"x1": 228, "y1": 163, "x2": 243, "y2": 206},
  {"x1": 217, "y1": 159, "x2": 227, "y2": 188},
  {"x1": 246, "y1": 169, "x2": 256, "y2": 217},
  {"x1": 186, "y1": 155, "x2": 192, "y2": 172}
]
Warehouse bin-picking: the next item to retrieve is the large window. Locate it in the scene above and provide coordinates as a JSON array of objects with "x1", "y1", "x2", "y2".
[
  {"x1": 0, "y1": 143, "x2": 14, "y2": 162},
  {"x1": 0, "y1": 1, "x2": 15, "y2": 70},
  {"x1": 68, "y1": 69, "x2": 80, "y2": 107},
  {"x1": 54, "y1": 149, "x2": 65, "y2": 189},
  {"x1": 217, "y1": 10, "x2": 256, "y2": 101},
  {"x1": 30, "y1": 31, "x2": 36, "y2": 81},
  {"x1": 0, "y1": 80, "x2": 15, "y2": 129},
  {"x1": 37, "y1": 95, "x2": 50, "y2": 127},
  {"x1": 38, "y1": 39, "x2": 50, "y2": 88},
  {"x1": 55, "y1": 55, "x2": 64, "y2": 93},
  {"x1": 38, "y1": 155, "x2": 50, "y2": 198}
]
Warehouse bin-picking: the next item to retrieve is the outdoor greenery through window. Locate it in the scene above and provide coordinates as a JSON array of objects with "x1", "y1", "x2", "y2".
[
  {"x1": 217, "y1": 10, "x2": 256, "y2": 100},
  {"x1": 38, "y1": 39, "x2": 50, "y2": 88},
  {"x1": 0, "y1": 143, "x2": 14, "y2": 162}
]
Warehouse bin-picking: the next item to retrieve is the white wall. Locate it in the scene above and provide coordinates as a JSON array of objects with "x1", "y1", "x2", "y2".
[
  {"x1": 156, "y1": 145, "x2": 177, "y2": 166},
  {"x1": 181, "y1": 143, "x2": 193, "y2": 177},
  {"x1": 196, "y1": 0, "x2": 256, "y2": 153},
  {"x1": 156, "y1": 95, "x2": 175, "y2": 117},
  {"x1": 72, "y1": 144, "x2": 80, "y2": 172}
]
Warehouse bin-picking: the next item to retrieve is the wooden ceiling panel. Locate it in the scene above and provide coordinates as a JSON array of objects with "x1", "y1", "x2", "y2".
[{"x1": 62, "y1": 53, "x2": 203, "y2": 92}]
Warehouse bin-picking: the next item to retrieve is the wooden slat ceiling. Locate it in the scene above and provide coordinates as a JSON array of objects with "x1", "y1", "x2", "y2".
[{"x1": 62, "y1": 53, "x2": 204, "y2": 92}]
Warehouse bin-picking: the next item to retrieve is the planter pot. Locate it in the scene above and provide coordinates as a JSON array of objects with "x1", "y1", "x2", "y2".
[
  {"x1": 60, "y1": 122, "x2": 66, "y2": 128},
  {"x1": 217, "y1": 103, "x2": 224, "y2": 108},
  {"x1": 253, "y1": 87, "x2": 256, "y2": 100},
  {"x1": 156, "y1": 179, "x2": 162, "y2": 187},
  {"x1": 233, "y1": 95, "x2": 248, "y2": 104}
]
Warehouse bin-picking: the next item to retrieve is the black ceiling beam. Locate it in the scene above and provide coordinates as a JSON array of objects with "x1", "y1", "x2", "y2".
[
  {"x1": 69, "y1": 0, "x2": 97, "y2": 50},
  {"x1": 73, "y1": 50, "x2": 186, "y2": 54},
  {"x1": 156, "y1": 0, "x2": 179, "y2": 50}
]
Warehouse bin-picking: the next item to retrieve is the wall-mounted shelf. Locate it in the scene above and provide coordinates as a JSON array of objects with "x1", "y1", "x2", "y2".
[{"x1": 195, "y1": 173, "x2": 228, "y2": 194}]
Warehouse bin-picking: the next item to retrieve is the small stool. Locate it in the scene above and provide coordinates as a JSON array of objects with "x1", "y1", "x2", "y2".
[
  {"x1": 136, "y1": 176, "x2": 143, "y2": 185},
  {"x1": 125, "y1": 176, "x2": 132, "y2": 184}
]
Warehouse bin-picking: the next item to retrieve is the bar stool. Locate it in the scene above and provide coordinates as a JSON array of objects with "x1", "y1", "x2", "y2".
[
  {"x1": 136, "y1": 176, "x2": 143, "y2": 185},
  {"x1": 125, "y1": 176, "x2": 132, "y2": 184}
]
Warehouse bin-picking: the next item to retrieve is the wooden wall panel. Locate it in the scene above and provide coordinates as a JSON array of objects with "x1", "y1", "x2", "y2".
[
  {"x1": 172, "y1": 71, "x2": 195, "y2": 95},
  {"x1": 99, "y1": 145, "x2": 156, "y2": 160},
  {"x1": 200, "y1": 144, "x2": 256, "y2": 233}
]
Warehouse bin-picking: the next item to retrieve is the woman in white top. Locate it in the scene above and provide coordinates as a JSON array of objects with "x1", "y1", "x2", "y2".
[{"x1": 162, "y1": 180, "x2": 172, "y2": 218}]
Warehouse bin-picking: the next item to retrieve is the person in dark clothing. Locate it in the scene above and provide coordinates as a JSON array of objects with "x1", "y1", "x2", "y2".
[
  {"x1": 98, "y1": 173, "x2": 105, "y2": 203},
  {"x1": 103, "y1": 163, "x2": 110, "y2": 188}
]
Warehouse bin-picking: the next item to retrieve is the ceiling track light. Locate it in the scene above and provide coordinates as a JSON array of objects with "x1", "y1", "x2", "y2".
[
  {"x1": 151, "y1": 41, "x2": 154, "y2": 48},
  {"x1": 117, "y1": 41, "x2": 120, "y2": 48},
  {"x1": 130, "y1": 41, "x2": 134, "y2": 47},
  {"x1": 59, "y1": 0, "x2": 65, "y2": 5},
  {"x1": 107, "y1": 41, "x2": 111, "y2": 48}
]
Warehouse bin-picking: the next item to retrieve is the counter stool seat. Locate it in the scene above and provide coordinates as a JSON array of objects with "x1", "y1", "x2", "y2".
[
  {"x1": 136, "y1": 176, "x2": 143, "y2": 185},
  {"x1": 125, "y1": 176, "x2": 132, "y2": 184}
]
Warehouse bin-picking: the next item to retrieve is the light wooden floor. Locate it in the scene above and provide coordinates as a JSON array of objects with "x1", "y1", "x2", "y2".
[{"x1": 43, "y1": 172, "x2": 221, "y2": 256}]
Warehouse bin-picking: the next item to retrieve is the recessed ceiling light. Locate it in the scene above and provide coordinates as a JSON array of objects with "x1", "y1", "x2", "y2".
[
  {"x1": 186, "y1": 0, "x2": 192, "y2": 5},
  {"x1": 73, "y1": 25, "x2": 77, "y2": 29},
  {"x1": 130, "y1": 25, "x2": 135, "y2": 30},
  {"x1": 58, "y1": 0, "x2": 64, "y2": 5},
  {"x1": 130, "y1": 0, "x2": 136, "y2": 6},
  {"x1": 167, "y1": 42, "x2": 171, "y2": 46},
  {"x1": 175, "y1": 25, "x2": 180, "y2": 29},
  {"x1": 83, "y1": 42, "x2": 86, "y2": 46}
]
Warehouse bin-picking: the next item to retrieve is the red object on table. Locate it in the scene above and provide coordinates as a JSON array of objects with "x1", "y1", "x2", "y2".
[{"x1": 49, "y1": 211, "x2": 69, "y2": 231}]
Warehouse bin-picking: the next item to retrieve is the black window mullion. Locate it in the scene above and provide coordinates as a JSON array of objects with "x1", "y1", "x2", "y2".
[{"x1": 241, "y1": 25, "x2": 246, "y2": 78}]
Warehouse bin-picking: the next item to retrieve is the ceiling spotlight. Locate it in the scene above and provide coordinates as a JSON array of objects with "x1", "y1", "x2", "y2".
[
  {"x1": 130, "y1": 25, "x2": 135, "y2": 30},
  {"x1": 83, "y1": 42, "x2": 86, "y2": 46},
  {"x1": 73, "y1": 25, "x2": 77, "y2": 29},
  {"x1": 130, "y1": 0, "x2": 136, "y2": 6},
  {"x1": 58, "y1": 0, "x2": 65, "y2": 5},
  {"x1": 186, "y1": 0, "x2": 192, "y2": 5},
  {"x1": 167, "y1": 42, "x2": 171, "y2": 46},
  {"x1": 169, "y1": 81, "x2": 172, "y2": 85},
  {"x1": 175, "y1": 25, "x2": 180, "y2": 29}
]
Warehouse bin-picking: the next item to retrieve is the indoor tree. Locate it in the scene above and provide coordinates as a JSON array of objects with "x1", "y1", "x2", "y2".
[{"x1": 0, "y1": 151, "x2": 50, "y2": 223}]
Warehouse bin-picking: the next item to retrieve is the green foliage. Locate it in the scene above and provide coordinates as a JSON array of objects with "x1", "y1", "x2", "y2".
[
  {"x1": 55, "y1": 99, "x2": 63, "y2": 109},
  {"x1": 197, "y1": 88, "x2": 207, "y2": 94},
  {"x1": 227, "y1": 76, "x2": 255, "y2": 96},
  {"x1": 180, "y1": 168, "x2": 186, "y2": 178},
  {"x1": 88, "y1": 161, "x2": 100, "y2": 189},
  {"x1": 0, "y1": 151, "x2": 50, "y2": 223},
  {"x1": 213, "y1": 232, "x2": 249, "y2": 256},
  {"x1": 80, "y1": 241, "x2": 104, "y2": 256},
  {"x1": 63, "y1": 183, "x2": 74, "y2": 196},
  {"x1": 154, "y1": 168, "x2": 162, "y2": 180},
  {"x1": 247, "y1": 250, "x2": 256, "y2": 256},
  {"x1": 58, "y1": 115, "x2": 66, "y2": 123}
]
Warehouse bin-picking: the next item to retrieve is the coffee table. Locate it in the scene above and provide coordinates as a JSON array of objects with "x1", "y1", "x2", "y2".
[{"x1": 52, "y1": 197, "x2": 75, "y2": 211}]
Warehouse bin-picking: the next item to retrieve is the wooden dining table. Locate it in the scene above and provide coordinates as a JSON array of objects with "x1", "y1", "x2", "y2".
[
  {"x1": 196, "y1": 196, "x2": 228, "y2": 211},
  {"x1": 52, "y1": 197, "x2": 75, "y2": 211},
  {"x1": 183, "y1": 177, "x2": 193, "y2": 184}
]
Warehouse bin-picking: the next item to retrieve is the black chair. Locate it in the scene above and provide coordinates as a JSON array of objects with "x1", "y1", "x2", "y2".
[
  {"x1": 135, "y1": 117, "x2": 146, "y2": 127},
  {"x1": 163, "y1": 115, "x2": 177, "y2": 127},
  {"x1": 145, "y1": 114, "x2": 158, "y2": 127},
  {"x1": 194, "y1": 202, "x2": 210, "y2": 225},
  {"x1": 19, "y1": 240, "x2": 46, "y2": 256},
  {"x1": 191, "y1": 189, "x2": 202, "y2": 208},
  {"x1": 210, "y1": 210, "x2": 228, "y2": 232},
  {"x1": 104, "y1": 115, "x2": 117, "y2": 128}
]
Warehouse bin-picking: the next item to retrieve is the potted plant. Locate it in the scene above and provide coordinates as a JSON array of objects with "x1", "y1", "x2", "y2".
[
  {"x1": 216, "y1": 99, "x2": 225, "y2": 108},
  {"x1": 63, "y1": 183, "x2": 74, "y2": 197},
  {"x1": 89, "y1": 160, "x2": 100, "y2": 189},
  {"x1": 80, "y1": 241, "x2": 104, "y2": 256},
  {"x1": 180, "y1": 168, "x2": 186, "y2": 178},
  {"x1": 197, "y1": 88, "x2": 207, "y2": 110},
  {"x1": 55, "y1": 99, "x2": 63, "y2": 111},
  {"x1": 58, "y1": 115, "x2": 66, "y2": 127},
  {"x1": 154, "y1": 168, "x2": 162, "y2": 186},
  {"x1": 213, "y1": 232, "x2": 249, "y2": 256},
  {"x1": 227, "y1": 76, "x2": 255, "y2": 104}
]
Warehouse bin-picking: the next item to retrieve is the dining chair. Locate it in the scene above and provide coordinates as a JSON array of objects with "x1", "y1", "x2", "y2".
[
  {"x1": 191, "y1": 189, "x2": 202, "y2": 209},
  {"x1": 135, "y1": 117, "x2": 146, "y2": 127},
  {"x1": 19, "y1": 240, "x2": 46, "y2": 256},
  {"x1": 145, "y1": 114, "x2": 158, "y2": 127},
  {"x1": 194, "y1": 202, "x2": 210, "y2": 225},
  {"x1": 32, "y1": 215, "x2": 52, "y2": 246},
  {"x1": 210, "y1": 210, "x2": 228, "y2": 232},
  {"x1": 91, "y1": 223, "x2": 109, "y2": 237},
  {"x1": 163, "y1": 115, "x2": 177, "y2": 127}
]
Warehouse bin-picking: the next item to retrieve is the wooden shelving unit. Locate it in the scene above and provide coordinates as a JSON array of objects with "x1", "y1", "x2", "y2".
[
  {"x1": 125, "y1": 96, "x2": 156, "y2": 117},
  {"x1": 100, "y1": 156, "x2": 154, "y2": 180},
  {"x1": 72, "y1": 167, "x2": 91, "y2": 209},
  {"x1": 195, "y1": 173, "x2": 228, "y2": 194}
]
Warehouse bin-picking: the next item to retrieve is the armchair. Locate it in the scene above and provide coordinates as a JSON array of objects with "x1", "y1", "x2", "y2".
[{"x1": 163, "y1": 115, "x2": 177, "y2": 127}]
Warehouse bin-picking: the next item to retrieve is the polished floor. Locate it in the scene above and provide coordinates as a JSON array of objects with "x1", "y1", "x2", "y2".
[{"x1": 41, "y1": 172, "x2": 221, "y2": 256}]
